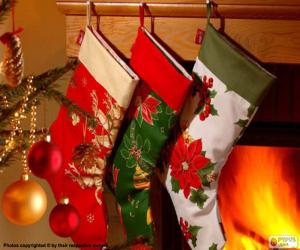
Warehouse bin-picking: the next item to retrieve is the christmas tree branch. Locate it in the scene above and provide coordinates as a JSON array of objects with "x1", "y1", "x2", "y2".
[
  {"x1": 0, "y1": 151, "x2": 17, "y2": 173},
  {"x1": 0, "y1": 0, "x2": 16, "y2": 24},
  {"x1": 0, "y1": 60, "x2": 71, "y2": 127},
  {"x1": 0, "y1": 59, "x2": 97, "y2": 170},
  {"x1": 43, "y1": 88, "x2": 97, "y2": 128},
  {"x1": 0, "y1": 59, "x2": 96, "y2": 129}
]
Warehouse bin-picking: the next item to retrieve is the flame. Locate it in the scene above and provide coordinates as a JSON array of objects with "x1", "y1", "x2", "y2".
[{"x1": 218, "y1": 146, "x2": 300, "y2": 250}]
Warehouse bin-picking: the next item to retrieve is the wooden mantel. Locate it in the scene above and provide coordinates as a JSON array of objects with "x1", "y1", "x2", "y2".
[{"x1": 57, "y1": 0, "x2": 300, "y2": 64}]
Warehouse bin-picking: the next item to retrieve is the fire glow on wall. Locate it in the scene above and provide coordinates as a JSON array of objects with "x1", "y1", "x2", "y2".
[{"x1": 218, "y1": 146, "x2": 300, "y2": 250}]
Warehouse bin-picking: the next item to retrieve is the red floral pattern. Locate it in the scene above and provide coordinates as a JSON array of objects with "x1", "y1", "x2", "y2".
[
  {"x1": 170, "y1": 135, "x2": 209, "y2": 198},
  {"x1": 180, "y1": 217, "x2": 192, "y2": 240},
  {"x1": 193, "y1": 74, "x2": 218, "y2": 121},
  {"x1": 134, "y1": 95, "x2": 161, "y2": 125}
]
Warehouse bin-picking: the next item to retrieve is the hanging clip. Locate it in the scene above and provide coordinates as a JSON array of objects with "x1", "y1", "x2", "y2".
[
  {"x1": 139, "y1": 2, "x2": 154, "y2": 33},
  {"x1": 139, "y1": 2, "x2": 145, "y2": 28},
  {"x1": 86, "y1": 0, "x2": 92, "y2": 27},
  {"x1": 206, "y1": 0, "x2": 212, "y2": 23}
]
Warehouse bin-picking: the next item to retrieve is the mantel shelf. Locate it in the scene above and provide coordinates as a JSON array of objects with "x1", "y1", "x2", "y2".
[
  {"x1": 57, "y1": 2, "x2": 300, "y2": 19},
  {"x1": 57, "y1": 0, "x2": 300, "y2": 64}
]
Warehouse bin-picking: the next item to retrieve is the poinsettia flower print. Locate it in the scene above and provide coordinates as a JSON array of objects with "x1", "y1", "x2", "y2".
[
  {"x1": 170, "y1": 135, "x2": 209, "y2": 198},
  {"x1": 179, "y1": 217, "x2": 201, "y2": 247},
  {"x1": 180, "y1": 217, "x2": 193, "y2": 240},
  {"x1": 134, "y1": 94, "x2": 161, "y2": 126},
  {"x1": 128, "y1": 84, "x2": 161, "y2": 126}
]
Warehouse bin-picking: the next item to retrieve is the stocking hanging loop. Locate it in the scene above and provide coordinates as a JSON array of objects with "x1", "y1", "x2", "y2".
[
  {"x1": 206, "y1": 0, "x2": 212, "y2": 23},
  {"x1": 86, "y1": 0, "x2": 101, "y2": 31},
  {"x1": 139, "y1": 2, "x2": 154, "y2": 33},
  {"x1": 139, "y1": 3, "x2": 144, "y2": 27},
  {"x1": 86, "y1": 0, "x2": 92, "y2": 27}
]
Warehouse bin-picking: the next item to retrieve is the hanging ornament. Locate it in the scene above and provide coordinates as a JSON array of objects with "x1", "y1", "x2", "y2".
[
  {"x1": 0, "y1": 28, "x2": 24, "y2": 88},
  {"x1": 1, "y1": 79, "x2": 47, "y2": 225},
  {"x1": 1, "y1": 173, "x2": 47, "y2": 225},
  {"x1": 25, "y1": 78, "x2": 62, "y2": 179},
  {"x1": 49, "y1": 197, "x2": 81, "y2": 237},
  {"x1": 27, "y1": 140, "x2": 62, "y2": 179}
]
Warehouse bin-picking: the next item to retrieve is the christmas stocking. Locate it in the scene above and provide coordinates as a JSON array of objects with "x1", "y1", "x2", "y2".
[
  {"x1": 112, "y1": 7, "x2": 192, "y2": 243},
  {"x1": 165, "y1": 20, "x2": 276, "y2": 249},
  {"x1": 48, "y1": 25, "x2": 139, "y2": 249}
]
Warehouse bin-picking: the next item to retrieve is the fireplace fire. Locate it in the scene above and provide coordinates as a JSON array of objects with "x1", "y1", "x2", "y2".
[{"x1": 218, "y1": 146, "x2": 300, "y2": 250}]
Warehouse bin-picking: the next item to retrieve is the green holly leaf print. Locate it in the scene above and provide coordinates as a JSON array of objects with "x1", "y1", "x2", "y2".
[
  {"x1": 166, "y1": 105, "x2": 176, "y2": 128},
  {"x1": 235, "y1": 119, "x2": 249, "y2": 128},
  {"x1": 136, "y1": 134, "x2": 143, "y2": 148},
  {"x1": 210, "y1": 104, "x2": 218, "y2": 116},
  {"x1": 198, "y1": 162, "x2": 215, "y2": 187},
  {"x1": 209, "y1": 89, "x2": 217, "y2": 99},
  {"x1": 189, "y1": 189, "x2": 209, "y2": 209},
  {"x1": 136, "y1": 109, "x2": 143, "y2": 127},
  {"x1": 124, "y1": 135, "x2": 131, "y2": 149},
  {"x1": 198, "y1": 162, "x2": 215, "y2": 176},
  {"x1": 201, "y1": 150, "x2": 206, "y2": 156},
  {"x1": 209, "y1": 243, "x2": 218, "y2": 250},
  {"x1": 127, "y1": 157, "x2": 136, "y2": 169},
  {"x1": 144, "y1": 138, "x2": 151, "y2": 153},
  {"x1": 120, "y1": 148, "x2": 130, "y2": 160},
  {"x1": 171, "y1": 177, "x2": 180, "y2": 193},
  {"x1": 157, "y1": 105, "x2": 163, "y2": 113},
  {"x1": 130, "y1": 121, "x2": 136, "y2": 141},
  {"x1": 189, "y1": 225, "x2": 201, "y2": 237},
  {"x1": 152, "y1": 113, "x2": 159, "y2": 121},
  {"x1": 189, "y1": 225, "x2": 201, "y2": 247},
  {"x1": 141, "y1": 155, "x2": 155, "y2": 167}
]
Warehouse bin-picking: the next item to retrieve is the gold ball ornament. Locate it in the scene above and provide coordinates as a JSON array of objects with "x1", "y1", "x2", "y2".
[{"x1": 1, "y1": 174, "x2": 47, "y2": 225}]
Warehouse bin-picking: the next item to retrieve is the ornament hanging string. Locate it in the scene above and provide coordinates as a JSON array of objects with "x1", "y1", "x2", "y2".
[{"x1": 0, "y1": 1, "x2": 23, "y2": 45}]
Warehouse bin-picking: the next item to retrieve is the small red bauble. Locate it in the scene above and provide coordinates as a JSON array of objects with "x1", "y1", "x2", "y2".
[
  {"x1": 27, "y1": 140, "x2": 62, "y2": 178},
  {"x1": 49, "y1": 198, "x2": 80, "y2": 237}
]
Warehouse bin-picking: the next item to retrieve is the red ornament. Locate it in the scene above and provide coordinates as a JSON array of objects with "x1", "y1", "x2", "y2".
[
  {"x1": 49, "y1": 198, "x2": 80, "y2": 237},
  {"x1": 28, "y1": 140, "x2": 62, "y2": 178}
]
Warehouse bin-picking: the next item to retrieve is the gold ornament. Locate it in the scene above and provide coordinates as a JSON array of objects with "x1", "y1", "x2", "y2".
[
  {"x1": 133, "y1": 165, "x2": 150, "y2": 190},
  {"x1": 1, "y1": 173, "x2": 47, "y2": 225},
  {"x1": 0, "y1": 31, "x2": 24, "y2": 88},
  {"x1": 146, "y1": 207, "x2": 152, "y2": 225}
]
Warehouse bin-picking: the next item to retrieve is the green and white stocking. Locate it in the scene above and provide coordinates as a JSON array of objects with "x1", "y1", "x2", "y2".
[{"x1": 165, "y1": 23, "x2": 276, "y2": 250}]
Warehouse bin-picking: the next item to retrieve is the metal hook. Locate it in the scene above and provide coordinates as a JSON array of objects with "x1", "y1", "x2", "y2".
[
  {"x1": 86, "y1": 0, "x2": 92, "y2": 27},
  {"x1": 139, "y1": 2, "x2": 155, "y2": 33},
  {"x1": 206, "y1": 0, "x2": 212, "y2": 23}
]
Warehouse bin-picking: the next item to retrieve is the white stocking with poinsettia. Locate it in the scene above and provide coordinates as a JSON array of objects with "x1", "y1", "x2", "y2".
[{"x1": 165, "y1": 22, "x2": 276, "y2": 250}]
